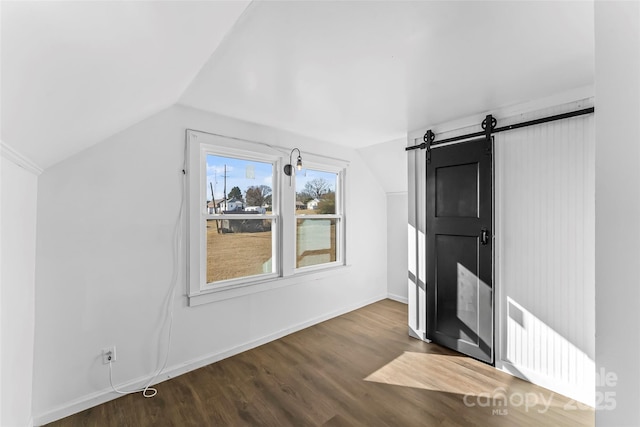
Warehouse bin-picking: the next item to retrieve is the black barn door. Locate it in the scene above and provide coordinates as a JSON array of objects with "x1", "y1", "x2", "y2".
[{"x1": 426, "y1": 138, "x2": 493, "y2": 364}]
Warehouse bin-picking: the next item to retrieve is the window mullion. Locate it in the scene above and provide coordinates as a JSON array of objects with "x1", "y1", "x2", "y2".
[{"x1": 281, "y1": 171, "x2": 296, "y2": 278}]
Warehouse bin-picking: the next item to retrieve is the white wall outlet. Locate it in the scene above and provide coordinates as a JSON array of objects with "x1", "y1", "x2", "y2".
[{"x1": 102, "y1": 346, "x2": 116, "y2": 364}]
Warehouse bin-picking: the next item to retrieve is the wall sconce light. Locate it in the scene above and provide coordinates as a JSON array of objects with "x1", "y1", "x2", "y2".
[{"x1": 283, "y1": 148, "x2": 302, "y2": 185}]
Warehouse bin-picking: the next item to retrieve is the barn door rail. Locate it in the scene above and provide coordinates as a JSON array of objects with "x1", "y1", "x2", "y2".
[{"x1": 405, "y1": 107, "x2": 595, "y2": 152}]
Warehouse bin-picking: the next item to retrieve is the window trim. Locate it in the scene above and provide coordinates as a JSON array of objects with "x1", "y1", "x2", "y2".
[{"x1": 186, "y1": 130, "x2": 349, "y2": 305}]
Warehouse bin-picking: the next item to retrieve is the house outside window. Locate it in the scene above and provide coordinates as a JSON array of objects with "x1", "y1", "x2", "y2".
[{"x1": 203, "y1": 154, "x2": 276, "y2": 284}]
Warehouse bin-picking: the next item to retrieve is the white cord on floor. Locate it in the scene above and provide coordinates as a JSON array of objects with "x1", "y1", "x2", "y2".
[
  {"x1": 106, "y1": 141, "x2": 186, "y2": 399},
  {"x1": 109, "y1": 360, "x2": 157, "y2": 398}
]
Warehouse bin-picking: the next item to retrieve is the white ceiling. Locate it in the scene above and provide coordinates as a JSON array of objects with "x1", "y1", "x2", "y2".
[
  {"x1": 181, "y1": 1, "x2": 594, "y2": 148},
  {"x1": 1, "y1": 0, "x2": 250, "y2": 169},
  {"x1": 2, "y1": 1, "x2": 594, "y2": 169}
]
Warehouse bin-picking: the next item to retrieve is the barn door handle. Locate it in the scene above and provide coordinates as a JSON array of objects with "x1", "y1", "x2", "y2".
[{"x1": 480, "y1": 228, "x2": 490, "y2": 245}]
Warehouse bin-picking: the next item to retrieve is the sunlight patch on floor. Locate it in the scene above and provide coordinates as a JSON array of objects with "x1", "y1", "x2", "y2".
[{"x1": 364, "y1": 351, "x2": 500, "y2": 395}]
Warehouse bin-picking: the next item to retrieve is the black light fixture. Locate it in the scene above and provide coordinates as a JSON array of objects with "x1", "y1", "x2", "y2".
[{"x1": 284, "y1": 148, "x2": 303, "y2": 185}]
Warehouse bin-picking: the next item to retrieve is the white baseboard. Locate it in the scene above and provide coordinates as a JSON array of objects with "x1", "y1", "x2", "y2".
[
  {"x1": 387, "y1": 293, "x2": 408, "y2": 304},
  {"x1": 497, "y1": 359, "x2": 594, "y2": 408},
  {"x1": 33, "y1": 294, "x2": 387, "y2": 426}
]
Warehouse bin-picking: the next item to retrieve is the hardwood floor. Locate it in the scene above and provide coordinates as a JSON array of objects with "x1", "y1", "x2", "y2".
[{"x1": 47, "y1": 299, "x2": 594, "y2": 426}]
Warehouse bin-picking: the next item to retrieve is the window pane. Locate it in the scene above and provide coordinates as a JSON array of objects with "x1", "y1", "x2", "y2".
[
  {"x1": 296, "y1": 218, "x2": 337, "y2": 268},
  {"x1": 206, "y1": 155, "x2": 273, "y2": 214},
  {"x1": 295, "y1": 169, "x2": 337, "y2": 214},
  {"x1": 207, "y1": 219, "x2": 273, "y2": 283}
]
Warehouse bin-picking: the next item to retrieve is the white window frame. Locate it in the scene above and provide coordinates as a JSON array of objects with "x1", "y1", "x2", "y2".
[{"x1": 187, "y1": 130, "x2": 348, "y2": 306}]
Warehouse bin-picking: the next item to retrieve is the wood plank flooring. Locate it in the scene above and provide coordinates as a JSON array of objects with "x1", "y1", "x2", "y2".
[{"x1": 47, "y1": 299, "x2": 594, "y2": 426}]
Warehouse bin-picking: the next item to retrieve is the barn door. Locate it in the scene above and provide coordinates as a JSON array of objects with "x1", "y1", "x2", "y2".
[{"x1": 425, "y1": 137, "x2": 493, "y2": 364}]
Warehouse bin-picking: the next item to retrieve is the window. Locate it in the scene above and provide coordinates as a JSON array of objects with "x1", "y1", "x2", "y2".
[
  {"x1": 205, "y1": 154, "x2": 276, "y2": 284},
  {"x1": 295, "y1": 168, "x2": 343, "y2": 269},
  {"x1": 187, "y1": 130, "x2": 347, "y2": 304}
]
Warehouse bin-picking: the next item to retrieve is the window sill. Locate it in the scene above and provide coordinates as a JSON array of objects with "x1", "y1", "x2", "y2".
[{"x1": 188, "y1": 264, "x2": 351, "y2": 307}]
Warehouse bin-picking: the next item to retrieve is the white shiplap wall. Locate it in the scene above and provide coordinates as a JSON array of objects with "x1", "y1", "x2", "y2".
[{"x1": 495, "y1": 102, "x2": 595, "y2": 406}]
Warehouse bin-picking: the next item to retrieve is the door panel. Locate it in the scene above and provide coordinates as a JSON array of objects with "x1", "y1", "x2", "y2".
[
  {"x1": 436, "y1": 163, "x2": 479, "y2": 218},
  {"x1": 426, "y1": 138, "x2": 493, "y2": 364},
  {"x1": 435, "y1": 234, "x2": 479, "y2": 344}
]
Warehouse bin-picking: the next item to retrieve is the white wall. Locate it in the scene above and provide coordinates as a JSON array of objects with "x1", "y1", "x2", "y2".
[
  {"x1": 495, "y1": 103, "x2": 595, "y2": 406},
  {"x1": 358, "y1": 138, "x2": 409, "y2": 304},
  {"x1": 1, "y1": 150, "x2": 39, "y2": 427},
  {"x1": 386, "y1": 193, "x2": 408, "y2": 303},
  {"x1": 32, "y1": 105, "x2": 388, "y2": 424},
  {"x1": 594, "y1": 2, "x2": 640, "y2": 425},
  {"x1": 357, "y1": 138, "x2": 408, "y2": 195}
]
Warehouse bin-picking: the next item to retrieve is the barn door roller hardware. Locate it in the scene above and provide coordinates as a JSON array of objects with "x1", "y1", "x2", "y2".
[
  {"x1": 405, "y1": 107, "x2": 595, "y2": 152},
  {"x1": 482, "y1": 114, "x2": 496, "y2": 156},
  {"x1": 424, "y1": 129, "x2": 435, "y2": 163}
]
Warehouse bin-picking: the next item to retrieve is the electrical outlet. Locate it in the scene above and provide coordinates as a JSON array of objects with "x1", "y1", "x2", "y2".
[{"x1": 102, "y1": 346, "x2": 116, "y2": 364}]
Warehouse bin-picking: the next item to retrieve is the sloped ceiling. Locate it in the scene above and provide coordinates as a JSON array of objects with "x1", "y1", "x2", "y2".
[
  {"x1": 180, "y1": 1, "x2": 594, "y2": 148},
  {"x1": 2, "y1": 1, "x2": 594, "y2": 170},
  {"x1": 1, "y1": 0, "x2": 250, "y2": 169}
]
